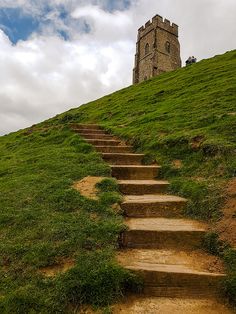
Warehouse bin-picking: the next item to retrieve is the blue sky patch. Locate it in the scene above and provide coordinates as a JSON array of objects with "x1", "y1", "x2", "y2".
[
  {"x1": 101, "y1": 0, "x2": 131, "y2": 12},
  {"x1": 0, "y1": 8, "x2": 39, "y2": 44},
  {"x1": 0, "y1": 1, "x2": 131, "y2": 43}
]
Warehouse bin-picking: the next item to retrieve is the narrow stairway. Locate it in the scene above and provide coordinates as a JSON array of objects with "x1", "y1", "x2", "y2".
[{"x1": 72, "y1": 124, "x2": 232, "y2": 313}]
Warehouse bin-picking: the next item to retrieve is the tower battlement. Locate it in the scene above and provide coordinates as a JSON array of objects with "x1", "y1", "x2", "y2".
[
  {"x1": 138, "y1": 15, "x2": 179, "y2": 39},
  {"x1": 133, "y1": 14, "x2": 181, "y2": 84}
]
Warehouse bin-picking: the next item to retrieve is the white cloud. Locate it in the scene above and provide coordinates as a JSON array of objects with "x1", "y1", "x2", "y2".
[
  {"x1": 71, "y1": 5, "x2": 132, "y2": 41},
  {"x1": 0, "y1": 0, "x2": 236, "y2": 135},
  {"x1": 0, "y1": 26, "x2": 133, "y2": 134}
]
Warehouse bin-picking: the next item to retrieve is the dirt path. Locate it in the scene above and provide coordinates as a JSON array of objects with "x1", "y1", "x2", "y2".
[{"x1": 111, "y1": 296, "x2": 233, "y2": 314}]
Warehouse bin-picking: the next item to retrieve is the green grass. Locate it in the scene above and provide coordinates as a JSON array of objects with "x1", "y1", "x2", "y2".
[
  {"x1": 0, "y1": 50, "x2": 236, "y2": 311},
  {"x1": 53, "y1": 49, "x2": 236, "y2": 221},
  {"x1": 0, "y1": 125, "x2": 140, "y2": 313},
  {"x1": 47, "y1": 50, "x2": 236, "y2": 304},
  {"x1": 203, "y1": 232, "x2": 236, "y2": 304}
]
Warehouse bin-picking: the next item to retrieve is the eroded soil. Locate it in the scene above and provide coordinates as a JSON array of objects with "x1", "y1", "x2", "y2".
[
  {"x1": 111, "y1": 296, "x2": 234, "y2": 314},
  {"x1": 78, "y1": 297, "x2": 234, "y2": 314},
  {"x1": 216, "y1": 178, "x2": 236, "y2": 247},
  {"x1": 73, "y1": 176, "x2": 104, "y2": 200},
  {"x1": 39, "y1": 259, "x2": 75, "y2": 277}
]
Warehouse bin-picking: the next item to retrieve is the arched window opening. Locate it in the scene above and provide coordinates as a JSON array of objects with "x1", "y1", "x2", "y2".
[
  {"x1": 165, "y1": 41, "x2": 171, "y2": 53},
  {"x1": 145, "y1": 43, "x2": 150, "y2": 55}
]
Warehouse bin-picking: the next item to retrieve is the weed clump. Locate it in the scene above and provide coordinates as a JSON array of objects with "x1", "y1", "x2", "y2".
[
  {"x1": 96, "y1": 178, "x2": 119, "y2": 193},
  {"x1": 55, "y1": 251, "x2": 142, "y2": 308}
]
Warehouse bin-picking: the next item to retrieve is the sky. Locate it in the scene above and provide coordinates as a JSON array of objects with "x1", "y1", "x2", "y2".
[{"x1": 0, "y1": 0, "x2": 235, "y2": 135}]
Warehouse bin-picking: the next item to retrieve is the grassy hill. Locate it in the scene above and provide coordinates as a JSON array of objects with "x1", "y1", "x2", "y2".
[
  {"x1": 57, "y1": 50, "x2": 236, "y2": 221},
  {"x1": 0, "y1": 50, "x2": 236, "y2": 312}
]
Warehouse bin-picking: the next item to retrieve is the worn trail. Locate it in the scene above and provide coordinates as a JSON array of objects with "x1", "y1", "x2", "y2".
[{"x1": 73, "y1": 124, "x2": 233, "y2": 313}]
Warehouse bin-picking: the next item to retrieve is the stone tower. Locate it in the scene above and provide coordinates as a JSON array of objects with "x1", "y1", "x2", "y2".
[{"x1": 133, "y1": 15, "x2": 181, "y2": 84}]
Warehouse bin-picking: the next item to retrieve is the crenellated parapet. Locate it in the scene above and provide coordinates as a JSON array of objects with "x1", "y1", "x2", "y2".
[{"x1": 138, "y1": 14, "x2": 178, "y2": 40}]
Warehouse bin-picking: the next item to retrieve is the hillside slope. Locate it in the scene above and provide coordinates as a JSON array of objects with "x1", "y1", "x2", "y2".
[
  {"x1": 55, "y1": 50, "x2": 236, "y2": 220},
  {"x1": 0, "y1": 127, "x2": 139, "y2": 313},
  {"x1": 0, "y1": 50, "x2": 236, "y2": 312},
  {"x1": 51, "y1": 49, "x2": 236, "y2": 304}
]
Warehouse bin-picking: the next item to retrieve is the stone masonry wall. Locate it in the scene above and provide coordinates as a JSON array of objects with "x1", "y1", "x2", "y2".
[{"x1": 133, "y1": 15, "x2": 181, "y2": 84}]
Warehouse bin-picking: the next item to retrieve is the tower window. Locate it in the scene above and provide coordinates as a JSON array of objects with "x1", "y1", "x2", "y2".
[
  {"x1": 165, "y1": 41, "x2": 171, "y2": 53},
  {"x1": 145, "y1": 43, "x2": 150, "y2": 55}
]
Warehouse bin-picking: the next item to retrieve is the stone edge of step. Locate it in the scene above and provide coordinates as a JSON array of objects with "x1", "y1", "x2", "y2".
[
  {"x1": 122, "y1": 195, "x2": 187, "y2": 203},
  {"x1": 123, "y1": 265, "x2": 226, "y2": 277},
  {"x1": 111, "y1": 165, "x2": 161, "y2": 168}
]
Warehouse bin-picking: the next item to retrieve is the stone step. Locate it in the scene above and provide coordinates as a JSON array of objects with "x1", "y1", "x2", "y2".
[
  {"x1": 118, "y1": 180, "x2": 170, "y2": 195},
  {"x1": 95, "y1": 146, "x2": 133, "y2": 153},
  {"x1": 76, "y1": 124, "x2": 101, "y2": 130},
  {"x1": 74, "y1": 129, "x2": 106, "y2": 135},
  {"x1": 117, "y1": 249, "x2": 225, "y2": 298},
  {"x1": 81, "y1": 133, "x2": 115, "y2": 140},
  {"x1": 102, "y1": 153, "x2": 145, "y2": 165},
  {"x1": 111, "y1": 165, "x2": 161, "y2": 180},
  {"x1": 73, "y1": 124, "x2": 101, "y2": 130},
  {"x1": 143, "y1": 285, "x2": 222, "y2": 298},
  {"x1": 121, "y1": 194, "x2": 187, "y2": 218},
  {"x1": 86, "y1": 139, "x2": 122, "y2": 146},
  {"x1": 122, "y1": 218, "x2": 207, "y2": 249}
]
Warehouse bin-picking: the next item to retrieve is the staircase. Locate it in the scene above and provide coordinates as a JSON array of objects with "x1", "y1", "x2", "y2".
[{"x1": 72, "y1": 124, "x2": 228, "y2": 307}]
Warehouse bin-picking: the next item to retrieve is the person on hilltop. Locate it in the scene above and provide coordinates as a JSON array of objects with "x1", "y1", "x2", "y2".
[
  {"x1": 185, "y1": 56, "x2": 197, "y2": 66},
  {"x1": 185, "y1": 56, "x2": 192, "y2": 66},
  {"x1": 191, "y1": 56, "x2": 197, "y2": 63}
]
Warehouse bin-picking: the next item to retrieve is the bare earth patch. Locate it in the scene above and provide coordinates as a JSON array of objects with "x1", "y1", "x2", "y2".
[
  {"x1": 216, "y1": 178, "x2": 236, "y2": 247},
  {"x1": 73, "y1": 176, "x2": 104, "y2": 200},
  {"x1": 172, "y1": 159, "x2": 183, "y2": 169},
  {"x1": 76, "y1": 307, "x2": 99, "y2": 314},
  {"x1": 111, "y1": 296, "x2": 234, "y2": 314},
  {"x1": 190, "y1": 135, "x2": 205, "y2": 151},
  {"x1": 39, "y1": 259, "x2": 75, "y2": 277}
]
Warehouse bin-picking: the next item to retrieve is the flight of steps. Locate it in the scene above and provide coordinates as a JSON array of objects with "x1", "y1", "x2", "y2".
[{"x1": 72, "y1": 124, "x2": 227, "y2": 301}]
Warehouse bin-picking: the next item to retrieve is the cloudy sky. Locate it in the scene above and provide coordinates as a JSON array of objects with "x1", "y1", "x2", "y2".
[{"x1": 0, "y1": 0, "x2": 235, "y2": 135}]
